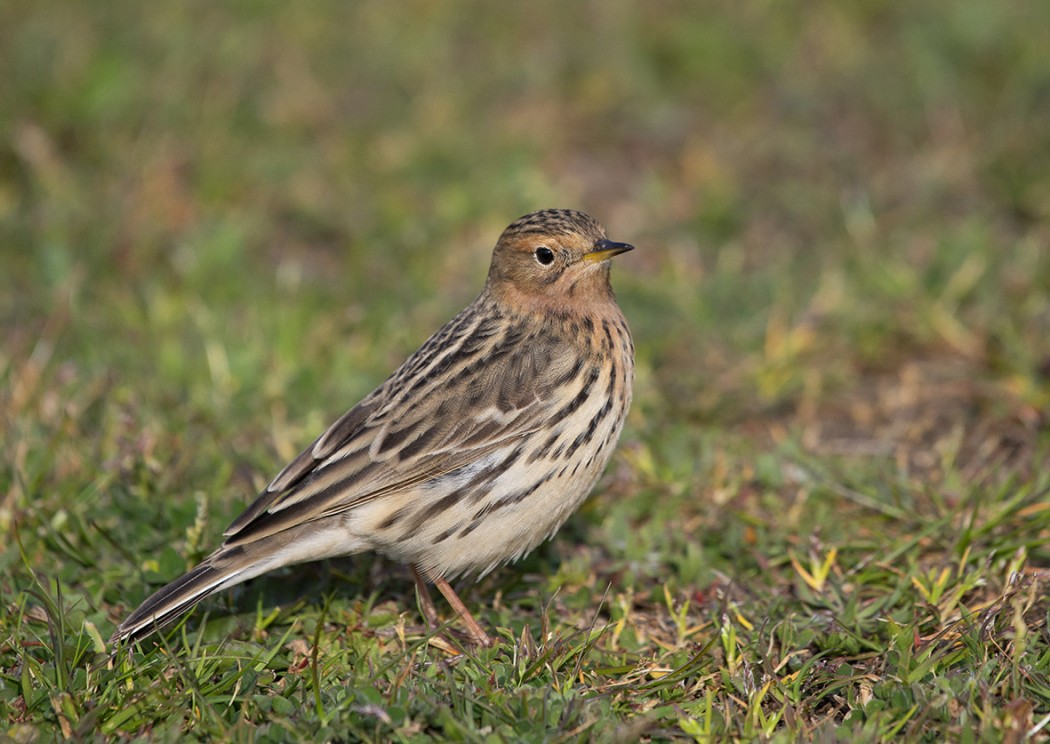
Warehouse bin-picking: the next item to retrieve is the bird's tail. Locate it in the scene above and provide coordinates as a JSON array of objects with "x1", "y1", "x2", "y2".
[
  {"x1": 109, "y1": 546, "x2": 261, "y2": 646},
  {"x1": 110, "y1": 520, "x2": 363, "y2": 646}
]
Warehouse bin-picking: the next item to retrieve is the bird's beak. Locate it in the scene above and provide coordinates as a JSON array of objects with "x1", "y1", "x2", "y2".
[{"x1": 583, "y1": 239, "x2": 635, "y2": 264}]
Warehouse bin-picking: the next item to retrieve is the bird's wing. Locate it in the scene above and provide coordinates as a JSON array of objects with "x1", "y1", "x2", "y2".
[{"x1": 222, "y1": 308, "x2": 583, "y2": 546}]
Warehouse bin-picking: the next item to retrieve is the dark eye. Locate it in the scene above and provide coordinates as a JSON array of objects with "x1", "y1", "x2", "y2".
[{"x1": 534, "y1": 247, "x2": 555, "y2": 265}]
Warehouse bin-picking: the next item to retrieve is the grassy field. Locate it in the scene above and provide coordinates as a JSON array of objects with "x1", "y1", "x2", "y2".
[{"x1": 2, "y1": 2, "x2": 1049, "y2": 740}]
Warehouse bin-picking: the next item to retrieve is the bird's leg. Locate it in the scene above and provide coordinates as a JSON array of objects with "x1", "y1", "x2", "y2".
[
  {"x1": 433, "y1": 576, "x2": 493, "y2": 648},
  {"x1": 412, "y1": 566, "x2": 492, "y2": 647},
  {"x1": 411, "y1": 566, "x2": 442, "y2": 630}
]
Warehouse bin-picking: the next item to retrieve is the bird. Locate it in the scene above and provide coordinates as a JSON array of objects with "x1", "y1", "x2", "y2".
[{"x1": 110, "y1": 208, "x2": 635, "y2": 648}]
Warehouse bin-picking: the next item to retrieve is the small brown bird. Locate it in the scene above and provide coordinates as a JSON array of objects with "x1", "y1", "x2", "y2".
[{"x1": 111, "y1": 209, "x2": 634, "y2": 647}]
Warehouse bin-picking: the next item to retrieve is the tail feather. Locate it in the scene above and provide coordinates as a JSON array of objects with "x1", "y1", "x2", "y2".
[
  {"x1": 109, "y1": 554, "x2": 249, "y2": 645},
  {"x1": 110, "y1": 522, "x2": 363, "y2": 647}
]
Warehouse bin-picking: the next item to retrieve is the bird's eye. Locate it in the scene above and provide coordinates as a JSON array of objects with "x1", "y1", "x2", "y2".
[{"x1": 534, "y1": 247, "x2": 555, "y2": 265}]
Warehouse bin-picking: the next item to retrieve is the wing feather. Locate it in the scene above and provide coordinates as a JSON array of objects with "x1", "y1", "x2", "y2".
[{"x1": 223, "y1": 305, "x2": 576, "y2": 546}]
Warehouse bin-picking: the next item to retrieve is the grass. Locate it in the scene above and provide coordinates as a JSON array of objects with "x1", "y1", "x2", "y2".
[{"x1": 2, "y1": 1, "x2": 1049, "y2": 740}]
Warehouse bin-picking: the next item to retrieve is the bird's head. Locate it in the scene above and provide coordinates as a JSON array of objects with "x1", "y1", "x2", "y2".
[{"x1": 485, "y1": 209, "x2": 633, "y2": 307}]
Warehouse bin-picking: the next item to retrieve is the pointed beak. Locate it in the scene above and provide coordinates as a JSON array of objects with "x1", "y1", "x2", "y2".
[{"x1": 583, "y1": 239, "x2": 635, "y2": 264}]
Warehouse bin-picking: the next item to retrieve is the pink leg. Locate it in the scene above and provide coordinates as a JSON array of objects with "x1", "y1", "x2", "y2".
[{"x1": 411, "y1": 568, "x2": 493, "y2": 647}]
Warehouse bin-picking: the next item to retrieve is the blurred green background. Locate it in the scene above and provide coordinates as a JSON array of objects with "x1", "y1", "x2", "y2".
[
  {"x1": 3, "y1": 2, "x2": 1048, "y2": 410},
  {"x1": 2, "y1": 1, "x2": 1049, "y2": 740}
]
